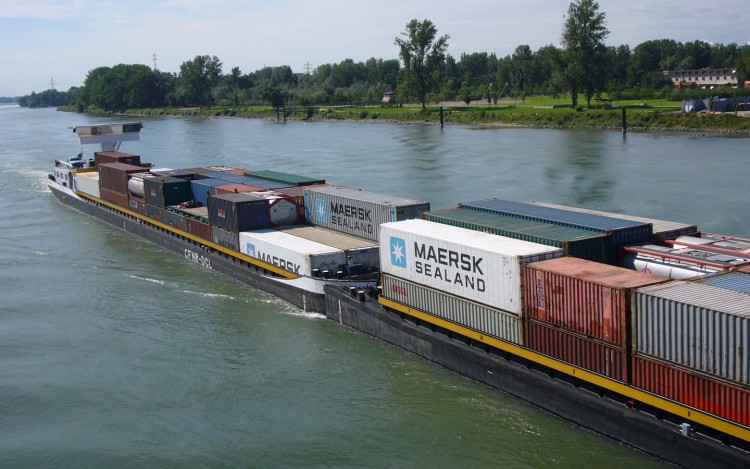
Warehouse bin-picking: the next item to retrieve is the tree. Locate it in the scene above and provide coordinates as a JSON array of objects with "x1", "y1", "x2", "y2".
[
  {"x1": 561, "y1": 0, "x2": 609, "y2": 108},
  {"x1": 395, "y1": 19, "x2": 450, "y2": 110},
  {"x1": 178, "y1": 55, "x2": 223, "y2": 106}
]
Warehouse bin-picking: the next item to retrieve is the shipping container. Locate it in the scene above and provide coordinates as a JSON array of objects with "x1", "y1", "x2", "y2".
[
  {"x1": 94, "y1": 151, "x2": 141, "y2": 167},
  {"x1": 208, "y1": 193, "x2": 271, "y2": 232},
  {"x1": 164, "y1": 210, "x2": 187, "y2": 231},
  {"x1": 98, "y1": 162, "x2": 143, "y2": 195},
  {"x1": 143, "y1": 176, "x2": 192, "y2": 208},
  {"x1": 145, "y1": 204, "x2": 164, "y2": 223},
  {"x1": 622, "y1": 244, "x2": 726, "y2": 279},
  {"x1": 692, "y1": 271, "x2": 750, "y2": 294},
  {"x1": 196, "y1": 171, "x2": 237, "y2": 180},
  {"x1": 380, "y1": 219, "x2": 563, "y2": 314},
  {"x1": 634, "y1": 281, "x2": 750, "y2": 386},
  {"x1": 277, "y1": 184, "x2": 332, "y2": 198},
  {"x1": 191, "y1": 179, "x2": 229, "y2": 207},
  {"x1": 460, "y1": 198, "x2": 654, "y2": 252},
  {"x1": 99, "y1": 187, "x2": 129, "y2": 209},
  {"x1": 211, "y1": 183, "x2": 266, "y2": 196},
  {"x1": 276, "y1": 225, "x2": 380, "y2": 274},
  {"x1": 424, "y1": 207, "x2": 613, "y2": 264},
  {"x1": 525, "y1": 319, "x2": 628, "y2": 382},
  {"x1": 219, "y1": 175, "x2": 291, "y2": 190},
  {"x1": 381, "y1": 274, "x2": 523, "y2": 345},
  {"x1": 212, "y1": 226, "x2": 240, "y2": 251},
  {"x1": 632, "y1": 353, "x2": 750, "y2": 428},
  {"x1": 74, "y1": 172, "x2": 100, "y2": 198},
  {"x1": 239, "y1": 229, "x2": 347, "y2": 277},
  {"x1": 306, "y1": 186, "x2": 431, "y2": 241},
  {"x1": 531, "y1": 201, "x2": 698, "y2": 240},
  {"x1": 185, "y1": 217, "x2": 211, "y2": 240},
  {"x1": 246, "y1": 170, "x2": 325, "y2": 186},
  {"x1": 127, "y1": 173, "x2": 159, "y2": 199},
  {"x1": 149, "y1": 169, "x2": 195, "y2": 181},
  {"x1": 524, "y1": 257, "x2": 668, "y2": 345},
  {"x1": 128, "y1": 196, "x2": 147, "y2": 215}
]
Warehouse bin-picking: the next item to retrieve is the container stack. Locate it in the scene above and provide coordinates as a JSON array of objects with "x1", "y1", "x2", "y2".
[
  {"x1": 523, "y1": 257, "x2": 668, "y2": 381},
  {"x1": 244, "y1": 170, "x2": 325, "y2": 187},
  {"x1": 460, "y1": 198, "x2": 654, "y2": 264},
  {"x1": 305, "y1": 186, "x2": 430, "y2": 241},
  {"x1": 379, "y1": 219, "x2": 564, "y2": 345},
  {"x1": 632, "y1": 276, "x2": 750, "y2": 426},
  {"x1": 98, "y1": 162, "x2": 144, "y2": 208},
  {"x1": 143, "y1": 176, "x2": 192, "y2": 223},
  {"x1": 423, "y1": 207, "x2": 612, "y2": 264},
  {"x1": 277, "y1": 225, "x2": 380, "y2": 275}
]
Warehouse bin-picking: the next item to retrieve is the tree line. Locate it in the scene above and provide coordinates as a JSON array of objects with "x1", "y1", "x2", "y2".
[{"x1": 18, "y1": 1, "x2": 750, "y2": 111}]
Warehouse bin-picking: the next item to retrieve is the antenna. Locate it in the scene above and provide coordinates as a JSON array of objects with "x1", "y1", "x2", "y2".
[{"x1": 152, "y1": 53, "x2": 158, "y2": 71}]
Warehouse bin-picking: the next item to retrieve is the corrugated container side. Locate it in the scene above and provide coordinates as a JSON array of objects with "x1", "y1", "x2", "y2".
[
  {"x1": 634, "y1": 281, "x2": 750, "y2": 386},
  {"x1": 276, "y1": 225, "x2": 380, "y2": 273},
  {"x1": 75, "y1": 172, "x2": 100, "y2": 198},
  {"x1": 98, "y1": 163, "x2": 143, "y2": 195},
  {"x1": 633, "y1": 354, "x2": 750, "y2": 428},
  {"x1": 99, "y1": 187, "x2": 129, "y2": 208},
  {"x1": 190, "y1": 179, "x2": 228, "y2": 207},
  {"x1": 530, "y1": 201, "x2": 698, "y2": 240},
  {"x1": 380, "y1": 219, "x2": 564, "y2": 314},
  {"x1": 185, "y1": 217, "x2": 211, "y2": 240},
  {"x1": 247, "y1": 170, "x2": 325, "y2": 186},
  {"x1": 693, "y1": 271, "x2": 750, "y2": 294},
  {"x1": 197, "y1": 171, "x2": 235, "y2": 180},
  {"x1": 221, "y1": 175, "x2": 290, "y2": 190},
  {"x1": 149, "y1": 169, "x2": 195, "y2": 181},
  {"x1": 382, "y1": 274, "x2": 523, "y2": 345},
  {"x1": 525, "y1": 319, "x2": 628, "y2": 382},
  {"x1": 95, "y1": 151, "x2": 141, "y2": 167},
  {"x1": 208, "y1": 193, "x2": 270, "y2": 232},
  {"x1": 278, "y1": 184, "x2": 332, "y2": 199},
  {"x1": 212, "y1": 226, "x2": 240, "y2": 251},
  {"x1": 239, "y1": 230, "x2": 346, "y2": 276},
  {"x1": 128, "y1": 197, "x2": 147, "y2": 215},
  {"x1": 164, "y1": 210, "x2": 187, "y2": 231},
  {"x1": 424, "y1": 207, "x2": 613, "y2": 264},
  {"x1": 460, "y1": 198, "x2": 654, "y2": 250},
  {"x1": 144, "y1": 176, "x2": 192, "y2": 208},
  {"x1": 524, "y1": 257, "x2": 668, "y2": 345},
  {"x1": 145, "y1": 204, "x2": 164, "y2": 223},
  {"x1": 305, "y1": 186, "x2": 430, "y2": 241}
]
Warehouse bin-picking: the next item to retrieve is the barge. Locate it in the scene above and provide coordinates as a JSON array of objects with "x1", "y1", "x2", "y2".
[{"x1": 49, "y1": 123, "x2": 750, "y2": 468}]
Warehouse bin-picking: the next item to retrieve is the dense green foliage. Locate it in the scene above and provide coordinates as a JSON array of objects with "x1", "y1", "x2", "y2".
[{"x1": 17, "y1": 4, "x2": 750, "y2": 113}]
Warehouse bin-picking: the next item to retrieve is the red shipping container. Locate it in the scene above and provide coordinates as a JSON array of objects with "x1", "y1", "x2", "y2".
[
  {"x1": 211, "y1": 183, "x2": 266, "y2": 196},
  {"x1": 98, "y1": 162, "x2": 143, "y2": 195},
  {"x1": 128, "y1": 196, "x2": 147, "y2": 215},
  {"x1": 524, "y1": 319, "x2": 628, "y2": 382},
  {"x1": 633, "y1": 354, "x2": 750, "y2": 428},
  {"x1": 95, "y1": 151, "x2": 141, "y2": 167},
  {"x1": 185, "y1": 217, "x2": 211, "y2": 240},
  {"x1": 100, "y1": 187, "x2": 129, "y2": 209},
  {"x1": 524, "y1": 257, "x2": 668, "y2": 345}
]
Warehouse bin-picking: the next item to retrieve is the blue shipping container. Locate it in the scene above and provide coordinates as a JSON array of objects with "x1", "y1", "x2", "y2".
[
  {"x1": 694, "y1": 271, "x2": 750, "y2": 294},
  {"x1": 191, "y1": 179, "x2": 230, "y2": 207}
]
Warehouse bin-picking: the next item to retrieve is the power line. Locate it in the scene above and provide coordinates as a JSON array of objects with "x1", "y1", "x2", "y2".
[{"x1": 153, "y1": 53, "x2": 158, "y2": 71}]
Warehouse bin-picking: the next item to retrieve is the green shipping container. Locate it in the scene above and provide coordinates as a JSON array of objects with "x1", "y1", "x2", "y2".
[
  {"x1": 245, "y1": 170, "x2": 325, "y2": 187},
  {"x1": 423, "y1": 207, "x2": 613, "y2": 264}
]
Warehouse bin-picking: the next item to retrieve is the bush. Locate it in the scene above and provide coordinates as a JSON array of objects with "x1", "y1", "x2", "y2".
[{"x1": 359, "y1": 110, "x2": 368, "y2": 119}]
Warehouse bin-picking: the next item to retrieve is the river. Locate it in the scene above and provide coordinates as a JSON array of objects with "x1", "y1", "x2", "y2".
[{"x1": 1, "y1": 106, "x2": 748, "y2": 468}]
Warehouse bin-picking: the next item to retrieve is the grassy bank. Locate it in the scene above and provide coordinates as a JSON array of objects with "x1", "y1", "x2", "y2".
[{"x1": 72, "y1": 98, "x2": 750, "y2": 133}]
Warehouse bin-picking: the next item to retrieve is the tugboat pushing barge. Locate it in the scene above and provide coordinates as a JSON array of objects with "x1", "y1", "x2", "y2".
[{"x1": 49, "y1": 123, "x2": 750, "y2": 468}]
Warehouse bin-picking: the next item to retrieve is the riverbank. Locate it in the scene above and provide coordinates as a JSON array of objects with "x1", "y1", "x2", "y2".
[{"x1": 63, "y1": 102, "x2": 750, "y2": 134}]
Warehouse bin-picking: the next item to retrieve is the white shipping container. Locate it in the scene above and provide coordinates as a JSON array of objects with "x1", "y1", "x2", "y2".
[
  {"x1": 239, "y1": 229, "x2": 347, "y2": 277},
  {"x1": 277, "y1": 225, "x2": 380, "y2": 270},
  {"x1": 380, "y1": 219, "x2": 564, "y2": 315},
  {"x1": 382, "y1": 274, "x2": 523, "y2": 345},
  {"x1": 305, "y1": 186, "x2": 430, "y2": 241},
  {"x1": 634, "y1": 281, "x2": 750, "y2": 386},
  {"x1": 75, "y1": 172, "x2": 100, "y2": 198}
]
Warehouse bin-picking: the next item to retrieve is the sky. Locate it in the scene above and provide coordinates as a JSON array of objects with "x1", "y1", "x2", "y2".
[{"x1": 1, "y1": 0, "x2": 749, "y2": 96}]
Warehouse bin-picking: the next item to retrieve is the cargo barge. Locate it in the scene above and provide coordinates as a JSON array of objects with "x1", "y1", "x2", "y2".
[{"x1": 49, "y1": 123, "x2": 750, "y2": 468}]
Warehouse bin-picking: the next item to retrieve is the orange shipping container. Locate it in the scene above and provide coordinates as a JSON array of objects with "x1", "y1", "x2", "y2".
[
  {"x1": 633, "y1": 354, "x2": 750, "y2": 428},
  {"x1": 524, "y1": 257, "x2": 668, "y2": 346}
]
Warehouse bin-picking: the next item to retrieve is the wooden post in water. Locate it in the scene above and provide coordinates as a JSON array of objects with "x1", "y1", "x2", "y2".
[
  {"x1": 440, "y1": 106, "x2": 444, "y2": 128},
  {"x1": 276, "y1": 107, "x2": 280, "y2": 122},
  {"x1": 283, "y1": 105, "x2": 287, "y2": 123},
  {"x1": 621, "y1": 107, "x2": 627, "y2": 134}
]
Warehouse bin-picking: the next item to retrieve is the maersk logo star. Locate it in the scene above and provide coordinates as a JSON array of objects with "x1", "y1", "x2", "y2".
[
  {"x1": 246, "y1": 243, "x2": 256, "y2": 257},
  {"x1": 315, "y1": 199, "x2": 327, "y2": 222},
  {"x1": 390, "y1": 236, "x2": 407, "y2": 268}
]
